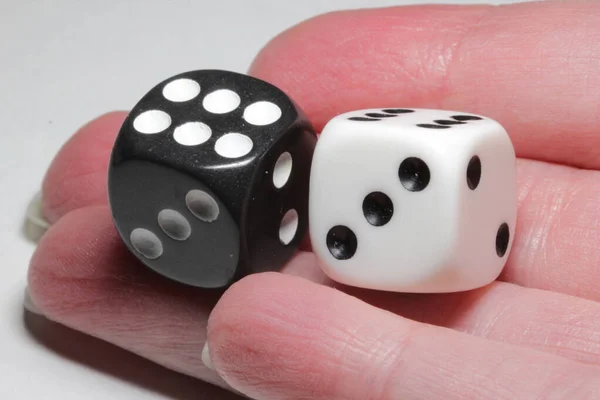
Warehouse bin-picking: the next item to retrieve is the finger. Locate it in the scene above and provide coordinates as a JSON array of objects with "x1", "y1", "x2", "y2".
[
  {"x1": 27, "y1": 207, "x2": 600, "y2": 380},
  {"x1": 41, "y1": 111, "x2": 126, "y2": 224},
  {"x1": 27, "y1": 206, "x2": 226, "y2": 387},
  {"x1": 503, "y1": 159, "x2": 600, "y2": 299},
  {"x1": 26, "y1": 205, "x2": 323, "y2": 389},
  {"x1": 344, "y1": 281, "x2": 600, "y2": 365},
  {"x1": 205, "y1": 273, "x2": 600, "y2": 400},
  {"x1": 249, "y1": 0, "x2": 600, "y2": 169}
]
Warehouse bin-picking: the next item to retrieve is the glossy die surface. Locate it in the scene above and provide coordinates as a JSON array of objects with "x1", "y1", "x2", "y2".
[
  {"x1": 108, "y1": 70, "x2": 316, "y2": 288},
  {"x1": 309, "y1": 108, "x2": 517, "y2": 293}
]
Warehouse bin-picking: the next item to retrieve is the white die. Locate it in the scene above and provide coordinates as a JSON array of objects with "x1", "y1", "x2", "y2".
[{"x1": 309, "y1": 108, "x2": 517, "y2": 293}]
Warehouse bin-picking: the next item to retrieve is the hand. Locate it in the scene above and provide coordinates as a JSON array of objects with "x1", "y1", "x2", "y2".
[{"x1": 28, "y1": 1, "x2": 600, "y2": 398}]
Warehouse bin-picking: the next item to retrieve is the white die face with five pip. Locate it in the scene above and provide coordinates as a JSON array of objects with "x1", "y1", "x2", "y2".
[{"x1": 309, "y1": 108, "x2": 517, "y2": 293}]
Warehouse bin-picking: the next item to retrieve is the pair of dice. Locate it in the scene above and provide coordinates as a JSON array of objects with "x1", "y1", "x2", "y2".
[{"x1": 108, "y1": 69, "x2": 517, "y2": 294}]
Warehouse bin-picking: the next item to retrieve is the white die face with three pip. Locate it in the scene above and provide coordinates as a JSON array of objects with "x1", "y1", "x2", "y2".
[{"x1": 309, "y1": 108, "x2": 517, "y2": 293}]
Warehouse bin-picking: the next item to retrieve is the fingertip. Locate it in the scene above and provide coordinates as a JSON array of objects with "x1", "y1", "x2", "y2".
[
  {"x1": 248, "y1": 4, "x2": 490, "y2": 130},
  {"x1": 27, "y1": 205, "x2": 124, "y2": 319},
  {"x1": 207, "y1": 272, "x2": 291, "y2": 331},
  {"x1": 41, "y1": 111, "x2": 127, "y2": 224},
  {"x1": 207, "y1": 267, "x2": 329, "y2": 340},
  {"x1": 249, "y1": 2, "x2": 600, "y2": 170},
  {"x1": 206, "y1": 272, "x2": 304, "y2": 359},
  {"x1": 205, "y1": 272, "x2": 347, "y2": 398},
  {"x1": 25, "y1": 205, "x2": 230, "y2": 383}
]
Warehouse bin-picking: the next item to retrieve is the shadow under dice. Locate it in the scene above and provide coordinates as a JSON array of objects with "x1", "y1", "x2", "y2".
[
  {"x1": 309, "y1": 108, "x2": 517, "y2": 293},
  {"x1": 108, "y1": 70, "x2": 316, "y2": 289}
]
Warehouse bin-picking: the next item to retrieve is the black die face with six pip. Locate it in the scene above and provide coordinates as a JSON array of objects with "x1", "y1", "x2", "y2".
[{"x1": 108, "y1": 69, "x2": 316, "y2": 289}]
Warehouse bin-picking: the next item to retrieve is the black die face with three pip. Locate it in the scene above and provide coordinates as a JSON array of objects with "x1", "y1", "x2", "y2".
[{"x1": 108, "y1": 69, "x2": 316, "y2": 289}]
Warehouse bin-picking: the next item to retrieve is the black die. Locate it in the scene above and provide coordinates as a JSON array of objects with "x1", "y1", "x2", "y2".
[{"x1": 108, "y1": 70, "x2": 316, "y2": 288}]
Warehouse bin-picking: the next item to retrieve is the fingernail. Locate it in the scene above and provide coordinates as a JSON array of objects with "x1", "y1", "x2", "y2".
[
  {"x1": 202, "y1": 342, "x2": 215, "y2": 371},
  {"x1": 24, "y1": 192, "x2": 50, "y2": 242},
  {"x1": 23, "y1": 287, "x2": 43, "y2": 316}
]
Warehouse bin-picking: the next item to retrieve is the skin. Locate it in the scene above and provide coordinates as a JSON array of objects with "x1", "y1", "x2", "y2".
[{"x1": 28, "y1": 0, "x2": 600, "y2": 398}]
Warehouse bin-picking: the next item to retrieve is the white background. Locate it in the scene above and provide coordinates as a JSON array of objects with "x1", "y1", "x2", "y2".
[{"x1": 1, "y1": 0, "x2": 528, "y2": 398}]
